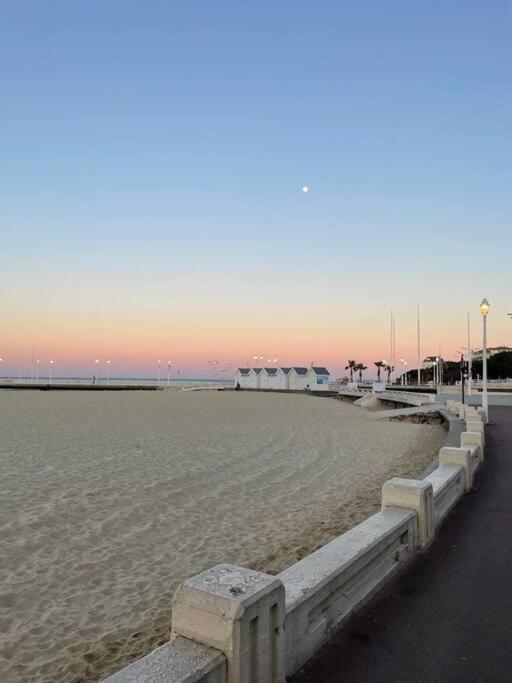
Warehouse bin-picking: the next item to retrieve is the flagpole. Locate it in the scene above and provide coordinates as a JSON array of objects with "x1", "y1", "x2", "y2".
[{"x1": 417, "y1": 305, "x2": 420, "y2": 385}]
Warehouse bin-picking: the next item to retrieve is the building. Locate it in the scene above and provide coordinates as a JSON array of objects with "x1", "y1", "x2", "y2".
[
  {"x1": 422, "y1": 356, "x2": 444, "y2": 370},
  {"x1": 288, "y1": 367, "x2": 310, "y2": 390},
  {"x1": 233, "y1": 366, "x2": 330, "y2": 391},
  {"x1": 471, "y1": 346, "x2": 512, "y2": 361},
  {"x1": 252, "y1": 367, "x2": 262, "y2": 388},
  {"x1": 233, "y1": 368, "x2": 252, "y2": 388},
  {"x1": 308, "y1": 367, "x2": 330, "y2": 385},
  {"x1": 288, "y1": 367, "x2": 331, "y2": 390},
  {"x1": 260, "y1": 367, "x2": 279, "y2": 389},
  {"x1": 233, "y1": 367, "x2": 262, "y2": 389},
  {"x1": 274, "y1": 367, "x2": 291, "y2": 390}
]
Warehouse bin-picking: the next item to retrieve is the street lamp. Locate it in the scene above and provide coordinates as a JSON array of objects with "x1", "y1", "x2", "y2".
[
  {"x1": 252, "y1": 355, "x2": 264, "y2": 367},
  {"x1": 480, "y1": 298, "x2": 490, "y2": 423},
  {"x1": 106, "y1": 360, "x2": 111, "y2": 385},
  {"x1": 382, "y1": 360, "x2": 390, "y2": 384},
  {"x1": 157, "y1": 360, "x2": 162, "y2": 386},
  {"x1": 36, "y1": 359, "x2": 40, "y2": 383},
  {"x1": 95, "y1": 359, "x2": 101, "y2": 384},
  {"x1": 167, "y1": 360, "x2": 171, "y2": 387},
  {"x1": 400, "y1": 359, "x2": 408, "y2": 386},
  {"x1": 49, "y1": 360, "x2": 54, "y2": 385}
]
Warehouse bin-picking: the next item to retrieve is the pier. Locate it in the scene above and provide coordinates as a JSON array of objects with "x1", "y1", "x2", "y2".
[{"x1": 0, "y1": 383, "x2": 159, "y2": 391}]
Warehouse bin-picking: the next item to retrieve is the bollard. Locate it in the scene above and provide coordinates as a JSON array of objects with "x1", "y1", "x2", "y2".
[
  {"x1": 439, "y1": 446, "x2": 474, "y2": 491},
  {"x1": 171, "y1": 564, "x2": 285, "y2": 683},
  {"x1": 461, "y1": 431, "x2": 484, "y2": 462},
  {"x1": 464, "y1": 406, "x2": 478, "y2": 420},
  {"x1": 446, "y1": 400, "x2": 457, "y2": 413},
  {"x1": 466, "y1": 421, "x2": 485, "y2": 446},
  {"x1": 382, "y1": 478, "x2": 434, "y2": 548}
]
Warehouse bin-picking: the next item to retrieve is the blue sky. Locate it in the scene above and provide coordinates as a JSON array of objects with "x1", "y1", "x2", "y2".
[{"x1": 1, "y1": 1, "x2": 511, "y2": 376}]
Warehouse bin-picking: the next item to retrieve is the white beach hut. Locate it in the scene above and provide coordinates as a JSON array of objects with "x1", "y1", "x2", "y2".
[
  {"x1": 260, "y1": 367, "x2": 279, "y2": 389},
  {"x1": 234, "y1": 368, "x2": 252, "y2": 388},
  {"x1": 306, "y1": 367, "x2": 331, "y2": 390},
  {"x1": 274, "y1": 367, "x2": 291, "y2": 390},
  {"x1": 288, "y1": 367, "x2": 310, "y2": 390},
  {"x1": 251, "y1": 367, "x2": 262, "y2": 389}
]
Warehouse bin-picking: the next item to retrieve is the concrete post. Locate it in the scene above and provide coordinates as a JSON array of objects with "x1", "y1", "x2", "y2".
[
  {"x1": 464, "y1": 406, "x2": 479, "y2": 420},
  {"x1": 382, "y1": 478, "x2": 434, "y2": 548},
  {"x1": 466, "y1": 422, "x2": 485, "y2": 448},
  {"x1": 458, "y1": 405, "x2": 466, "y2": 420},
  {"x1": 461, "y1": 431, "x2": 484, "y2": 462},
  {"x1": 439, "y1": 446, "x2": 474, "y2": 491},
  {"x1": 171, "y1": 564, "x2": 285, "y2": 683}
]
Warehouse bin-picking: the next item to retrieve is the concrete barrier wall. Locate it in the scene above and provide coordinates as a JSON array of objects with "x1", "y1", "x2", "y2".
[
  {"x1": 104, "y1": 402, "x2": 483, "y2": 683},
  {"x1": 279, "y1": 508, "x2": 416, "y2": 676},
  {"x1": 105, "y1": 636, "x2": 226, "y2": 683},
  {"x1": 425, "y1": 464, "x2": 466, "y2": 529}
]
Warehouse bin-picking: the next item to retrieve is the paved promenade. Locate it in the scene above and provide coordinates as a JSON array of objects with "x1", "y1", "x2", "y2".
[{"x1": 294, "y1": 406, "x2": 512, "y2": 683}]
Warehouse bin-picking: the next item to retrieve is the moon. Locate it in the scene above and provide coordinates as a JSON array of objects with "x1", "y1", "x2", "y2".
[{"x1": 302, "y1": 185, "x2": 309, "y2": 193}]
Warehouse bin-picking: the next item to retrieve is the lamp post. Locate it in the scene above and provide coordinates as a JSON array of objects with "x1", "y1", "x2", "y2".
[
  {"x1": 400, "y1": 359, "x2": 407, "y2": 386},
  {"x1": 167, "y1": 360, "x2": 171, "y2": 387},
  {"x1": 480, "y1": 298, "x2": 490, "y2": 423},
  {"x1": 36, "y1": 359, "x2": 40, "y2": 383},
  {"x1": 460, "y1": 354, "x2": 466, "y2": 404},
  {"x1": 49, "y1": 360, "x2": 54, "y2": 385},
  {"x1": 157, "y1": 360, "x2": 161, "y2": 386},
  {"x1": 106, "y1": 360, "x2": 111, "y2": 385},
  {"x1": 95, "y1": 359, "x2": 101, "y2": 384},
  {"x1": 467, "y1": 312, "x2": 472, "y2": 397}
]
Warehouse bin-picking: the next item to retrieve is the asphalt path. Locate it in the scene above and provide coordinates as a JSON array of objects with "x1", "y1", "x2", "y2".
[{"x1": 293, "y1": 406, "x2": 512, "y2": 683}]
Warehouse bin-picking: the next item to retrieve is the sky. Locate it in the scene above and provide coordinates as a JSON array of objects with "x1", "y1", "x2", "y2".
[{"x1": 1, "y1": 1, "x2": 511, "y2": 378}]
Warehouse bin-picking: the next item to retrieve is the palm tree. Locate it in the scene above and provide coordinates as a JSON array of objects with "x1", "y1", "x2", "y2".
[
  {"x1": 385, "y1": 364, "x2": 394, "y2": 383},
  {"x1": 374, "y1": 361, "x2": 385, "y2": 381},
  {"x1": 355, "y1": 363, "x2": 367, "y2": 382},
  {"x1": 345, "y1": 360, "x2": 357, "y2": 382}
]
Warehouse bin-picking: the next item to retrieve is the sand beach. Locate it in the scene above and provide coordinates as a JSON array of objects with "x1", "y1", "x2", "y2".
[{"x1": 0, "y1": 390, "x2": 445, "y2": 681}]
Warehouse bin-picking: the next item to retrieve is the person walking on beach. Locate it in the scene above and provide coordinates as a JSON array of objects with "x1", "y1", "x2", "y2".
[{"x1": 92, "y1": 375, "x2": 96, "y2": 385}]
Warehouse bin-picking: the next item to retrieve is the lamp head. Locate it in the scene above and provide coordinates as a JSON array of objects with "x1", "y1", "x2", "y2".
[{"x1": 480, "y1": 298, "x2": 490, "y2": 316}]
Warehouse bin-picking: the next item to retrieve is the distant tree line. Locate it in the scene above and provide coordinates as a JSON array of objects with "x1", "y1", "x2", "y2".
[{"x1": 402, "y1": 351, "x2": 512, "y2": 384}]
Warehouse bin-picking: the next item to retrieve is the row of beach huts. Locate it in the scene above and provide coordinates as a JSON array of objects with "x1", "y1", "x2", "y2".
[{"x1": 233, "y1": 366, "x2": 331, "y2": 391}]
